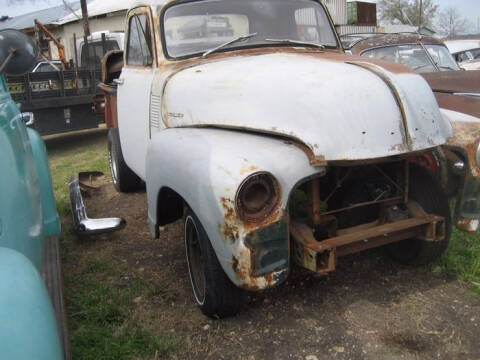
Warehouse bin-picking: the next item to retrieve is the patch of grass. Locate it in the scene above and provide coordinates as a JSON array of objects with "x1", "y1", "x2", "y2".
[
  {"x1": 73, "y1": 325, "x2": 179, "y2": 360},
  {"x1": 47, "y1": 132, "x2": 179, "y2": 359},
  {"x1": 47, "y1": 132, "x2": 110, "y2": 216},
  {"x1": 435, "y1": 228, "x2": 480, "y2": 295},
  {"x1": 148, "y1": 284, "x2": 179, "y2": 303},
  {"x1": 67, "y1": 257, "x2": 179, "y2": 359}
]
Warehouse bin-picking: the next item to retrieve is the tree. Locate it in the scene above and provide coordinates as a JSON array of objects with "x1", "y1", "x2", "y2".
[
  {"x1": 378, "y1": 0, "x2": 439, "y2": 27},
  {"x1": 437, "y1": 7, "x2": 471, "y2": 38}
]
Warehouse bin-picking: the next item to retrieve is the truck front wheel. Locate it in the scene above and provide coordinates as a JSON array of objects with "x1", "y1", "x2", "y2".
[
  {"x1": 107, "y1": 128, "x2": 142, "y2": 193},
  {"x1": 184, "y1": 209, "x2": 245, "y2": 318}
]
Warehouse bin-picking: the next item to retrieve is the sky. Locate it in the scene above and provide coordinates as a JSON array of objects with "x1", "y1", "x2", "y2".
[{"x1": 1, "y1": 0, "x2": 479, "y2": 31}]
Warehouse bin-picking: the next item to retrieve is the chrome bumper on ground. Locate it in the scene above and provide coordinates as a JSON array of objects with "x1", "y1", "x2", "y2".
[{"x1": 69, "y1": 173, "x2": 126, "y2": 235}]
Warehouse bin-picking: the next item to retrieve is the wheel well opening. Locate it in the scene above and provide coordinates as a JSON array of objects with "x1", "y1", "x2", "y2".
[{"x1": 157, "y1": 187, "x2": 184, "y2": 227}]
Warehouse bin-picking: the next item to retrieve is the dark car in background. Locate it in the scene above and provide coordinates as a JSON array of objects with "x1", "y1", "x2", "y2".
[
  {"x1": 344, "y1": 33, "x2": 480, "y2": 119},
  {"x1": 343, "y1": 32, "x2": 480, "y2": 232}
]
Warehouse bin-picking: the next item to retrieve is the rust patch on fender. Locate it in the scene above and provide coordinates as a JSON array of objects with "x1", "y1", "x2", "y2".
[
  {"x1": 265, "y1": 272, "x2": 274, "y2": 284},
  {"x1": 240, "y1": 164, "x2": 259, "y2": 176},
  {"x1": 219, "y1": 197, "x2": 239, "y2": 242},
  {"x1": 243, "y1": 209, "x2": 283, "y2": 234},
  {"x1": 232, "y1": 254, "x2": 278, "y2": 291},
  {"x1": 232, "y1": 255, "x2": 260, "y2": 291},
  {"x1": 448, "y1": 121, "x2": 480, "y2": 178}
]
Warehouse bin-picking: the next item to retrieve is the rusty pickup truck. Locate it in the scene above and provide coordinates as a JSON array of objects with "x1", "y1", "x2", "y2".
[{"x1": 85, "y1": 0, "x2": 480, "y2": 318}]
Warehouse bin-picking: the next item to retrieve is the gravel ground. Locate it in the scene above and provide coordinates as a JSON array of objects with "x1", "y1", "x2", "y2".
[{"x1": 76, "y1": 172, "x2": 480, "y2": 360}]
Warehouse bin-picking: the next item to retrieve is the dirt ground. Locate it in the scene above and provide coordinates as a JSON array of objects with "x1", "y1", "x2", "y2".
[{"x1": 71, "y1": 169, "x2": 480, "y2": 360}]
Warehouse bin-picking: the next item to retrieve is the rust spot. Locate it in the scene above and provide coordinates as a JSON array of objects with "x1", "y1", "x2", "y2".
[
  {"x1": 232, "y1": 256, "x2": 239, "y2": 273},
  {"x1": 220, "y1": 197, "x2": 239, "y2": 242},
  {"x1": 243, "y1": 208, "x2": 283, "y2": 234},
  {"x1": 240, "y1": 164, "x2": 259, "y2": 176},
  {"x1": 292, "y1": 141, "x2": 327, "y2": 166},
  {"x1": 232, "y1": 255, "x2": 260, "y2": 291},
  {"x1": 221, "y1": 197, "x2": 235, "y2": 219},
  {"x1": 265, "y1": 272, "x2": 274, "y2": 284},
  {"x1": 448, "y1": 121, "x2": 480, "y2": 178},
  {"x1": 390, "y1": 143, "x2": 408, "y2": 152}
]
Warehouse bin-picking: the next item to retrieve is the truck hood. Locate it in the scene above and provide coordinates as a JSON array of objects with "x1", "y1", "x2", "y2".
[{"x1": 162, "y1": 52, "x2": 451, "y2": 162}]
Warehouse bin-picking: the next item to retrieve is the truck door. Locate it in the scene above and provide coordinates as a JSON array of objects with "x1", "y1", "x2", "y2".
[{"x1": 117, "y1": 9, "x2": 155, "y2": 179}]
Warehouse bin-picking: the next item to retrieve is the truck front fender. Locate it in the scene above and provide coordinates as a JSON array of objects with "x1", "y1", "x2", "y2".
[
  {"x1": 0, "y1": 247, "x2": 63, "y2": 359},
  {"x1": 442, "y1": 109, "x2": 480, "y2": 232},
  {"x1": 27, "y1": 128, "x2": 61, "y2": 237},
  {"x1": 146, "y1": 128, "x2": 324, "y2": 289}
]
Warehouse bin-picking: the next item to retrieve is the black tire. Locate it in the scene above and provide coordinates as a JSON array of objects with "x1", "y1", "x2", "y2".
[
  {"x1": 107, "y1": 128, "x2": 142, "y2": 193},
  {"x1": 386, "y1": 164, "x2": 451, "y2": 265},
  {"x1": 184, "y1": 209, "x2": 246, "y2": 318}
]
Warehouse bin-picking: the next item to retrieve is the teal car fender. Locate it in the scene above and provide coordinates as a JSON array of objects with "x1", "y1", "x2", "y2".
[
  {"x1": 0, "y1": 75, "x2": 60, "y2": 269},
  {"x1": 27, "y1": 127, "x2": 61, "y2": 237},
  {"x1": 0, "y1": 247, "x2": 63, "y2": 360},
  {"x1": 0, "y1": 74, "x2": 64, "y2": 358}
]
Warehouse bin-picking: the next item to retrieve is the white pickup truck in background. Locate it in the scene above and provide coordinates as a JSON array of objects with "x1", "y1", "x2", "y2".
[{"x1": 76, "y1": 31, "x2": 125, "y2": 69}]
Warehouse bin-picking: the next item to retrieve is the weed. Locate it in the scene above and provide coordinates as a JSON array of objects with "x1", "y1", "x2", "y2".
[
  {"x1": 47, "y1": 131, "x2": 179, "y2": 359},
  {"x1": 435, "y1": 228, "x2": 480, "y2": 295}
]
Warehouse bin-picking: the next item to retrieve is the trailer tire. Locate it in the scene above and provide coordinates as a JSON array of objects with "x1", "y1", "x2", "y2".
[
  {"x1": 184, "y1": 208, "x2": 245, "y2": 318},
  {"x1": 107, "y1": 128, "x2": 142, "y2": 193},
  {"x1": 386, "y1": 164, "x2": 451, "y2": 265}
]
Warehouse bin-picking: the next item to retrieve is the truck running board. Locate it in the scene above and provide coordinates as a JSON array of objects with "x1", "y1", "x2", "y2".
[
  {"x1": 69, "y1": 173, "x2": 126, "y2": 235},
  {"x1": 291, "y1": 214, "x2": 445, "y2": 274}
]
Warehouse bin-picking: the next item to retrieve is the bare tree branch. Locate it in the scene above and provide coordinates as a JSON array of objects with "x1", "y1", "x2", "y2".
[
  {"x1": 378, "y1": 0, "x2": 438, "y2": 27},
  {"x1": 437, "y1": 7, "x2": 471, "y2": 38},
  {"x1": 61, "y1": 0, "x2": 80, "y2": 19}
]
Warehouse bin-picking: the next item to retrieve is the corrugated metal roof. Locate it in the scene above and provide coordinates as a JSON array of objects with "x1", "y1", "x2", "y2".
[
  {"x1": 0, "y1": 2, "x2": 81, "y2": 30},
  {"x1": 55, "y1": 0, "x2": 136, "y2": 25}
]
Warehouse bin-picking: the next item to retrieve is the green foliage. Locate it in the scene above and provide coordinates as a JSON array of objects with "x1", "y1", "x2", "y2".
[
  {"x1": 66, "y1": 257, "x2": 179, "y2": 359},
  {"x1": 435, "y1": 228, "x2": 480, "y2": 295}
]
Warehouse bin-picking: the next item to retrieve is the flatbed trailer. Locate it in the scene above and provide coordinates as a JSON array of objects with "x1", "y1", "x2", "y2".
[{"x1": 6, "y1": 69, "x2": 103, "y2": 136}]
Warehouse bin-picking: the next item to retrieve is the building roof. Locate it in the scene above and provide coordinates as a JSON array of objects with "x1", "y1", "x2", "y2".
[
  {"x1": 0, "y1": 2, "x2": 81, "y2": 31},
  {"x1": 55, "y1": 0, "x2": 138, "y2": 25}
]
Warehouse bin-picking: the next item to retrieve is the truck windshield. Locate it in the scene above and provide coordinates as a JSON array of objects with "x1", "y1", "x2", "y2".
[
  {"x1": 362, "y1": 44, "x2": 460, "y2": 73},
  {"x1": 162, "y1": 0, "x2": 338, "y2": 59}
]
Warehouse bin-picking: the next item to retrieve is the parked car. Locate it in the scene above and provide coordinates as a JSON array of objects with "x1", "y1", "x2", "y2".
[
  {"x1": 345, "y1": 32, "x2": 480, "y2": 227},
  {"x1": 78, "y1": 0, "x2": 480, "y2": 318},
  {"x1": 344, "y1": 33, "x2": 461, "y2": 72},
  {"x1": 0, "y1": 29, "x2": 68, "y2": 358},
  {"x1": 345, "y1": 33, "x2": 480, "y2": 119},
  {"x1": 444, "y1": 39, "x2": 480, "y2": 71}
]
